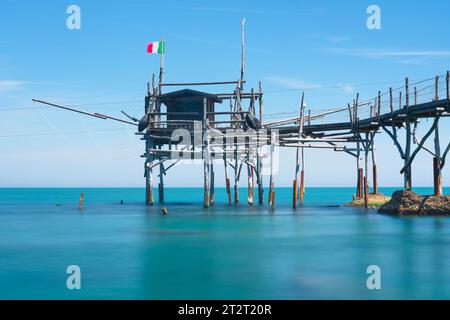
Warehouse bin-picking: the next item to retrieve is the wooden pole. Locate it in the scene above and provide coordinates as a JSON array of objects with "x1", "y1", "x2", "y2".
[
  {"x1": 293, "y1": 93, "x2": 305, "y2": 208},
  {"x1": 434, "y1": 75, "x2": 439, "y2": 101},
  {"x1": 259, "y1": 81, "x2": 264, "y2": 124},
  {"x1": 404, "y1": 78, "x2": 412, "y2": 190},
  {"x1": 158, "y1": 160, "x2": 164, "y2": 203},
  {"x1": 434, "y1": 117, "x2": 442, "y2": 196},
  {"x1": 257, "y1": 82, "x2": 264, "y2": 205},
  {"x1": 210, "y1": 162, "x2": 215, "y2": 206},
  {"x1": 247, "y1": 164, "x2": 254, "y2": 206},
  {"x1": 364, "y1": 133, "x2": 369, "y2": 208},
  {"x1": 79, "y1": 192, "x2": 84, "y2": 209},
  {"x1": 240, "y1": 18, "x2": 245, "y2": 90},
  {"x1": 145, "y1": 137, "x2": 155, "y2": 205},
  {"x1": 364, "y1": 176, "x2": 369, "y2": 208},
  {"x1": 433, "y1": 157, "x2": 442, "y2": 196},
  {"x1": 203, "y1": 98, "x2": 210, "y2": 208},
  {"x1": 447, "y1": 71, "x2": 450, "y2": 102},
  {"x1": 300, "y1": 148, "x2": 305, "y2": 205},
  {"x1": 371, "y1": 141, "x2": 378, "y2": 195},
  {"x1": 414, "y1": 86, "x2": 417, "y2": 105},
  {"x1": 158, "y1": 36, "x2": 164, "y2": 93},
  {"x1": 358, "y1": 168, "x2": 364, "y2": 199},
  {"x1": 268, "y1": 131, "x2": 276, "y2": 207},
  {"x1": 234, "y1": 139, "x2": 239, "y2": 204},
  {"x1": 223, "y1": 144, "x2": 232, "y2": 204}
]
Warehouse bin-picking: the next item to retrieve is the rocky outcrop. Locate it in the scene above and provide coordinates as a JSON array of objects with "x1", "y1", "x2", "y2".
[{"x1": 378, "y1": 190, "x2": 450, "y2": 216}]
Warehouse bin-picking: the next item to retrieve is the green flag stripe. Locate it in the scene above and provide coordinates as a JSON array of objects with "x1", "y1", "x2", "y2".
[{"x1": 158, "y1": 42, "x2": 165, "y2": 54}]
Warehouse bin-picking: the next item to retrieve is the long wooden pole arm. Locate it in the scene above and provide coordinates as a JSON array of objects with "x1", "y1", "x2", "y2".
[{"x1": 32, "y1": 98, "x2": 138, "y2": 126}]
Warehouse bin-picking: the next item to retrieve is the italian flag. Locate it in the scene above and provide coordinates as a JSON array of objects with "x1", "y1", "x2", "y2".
[{"x1": 147, "y1": 41, "x2": 165, "y2": 54}]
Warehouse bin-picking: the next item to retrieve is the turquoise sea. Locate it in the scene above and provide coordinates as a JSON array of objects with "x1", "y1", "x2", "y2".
[{"x1": 0, "y1": 187, "x2": 449, "y2": 299}]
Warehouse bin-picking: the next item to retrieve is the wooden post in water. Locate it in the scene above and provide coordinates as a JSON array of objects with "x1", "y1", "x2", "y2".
[
  {"x1": 371, "y1": 142, "x2": 378, "y2": 195},
  {"x1": 434, "y1": 114, "x2": 442, "y2": 196},
  {"x1": 210, "y1": 162, "x2": 215, "y2": 206},
  {"x1": 79, "y1": 192, "x2": 84, "y2": 209},
  {"x1": 257, "y1": 81, "x2": 264, "y2": 204},
  {"x1": 203, "y1": 98, "x2": 210, "y2": 208},
  {"x1": 364, "y1": 133, "x2": 369, "y2": 208},
  {"x1": 268, "y1": 131, "x2": 276, "y2": 207},
  {"x1": 300, "y1": 148, "x2": 305, "y2": 205},
  {"x1": 158, "y1": 156, "x2": 164, "y2": 203},
  {"x1": 223, "y1": 143, "x2": 232, "y2": 204},
  {"x1": 293, "y1": 93, "x2": 305, "y2": 208},
  {"x1": 404, "y1": 78, "x2": 412, "y2": 190},
  {"x1": 364, "y1": 176, "x2": 369, "y2": 208},
  {"x1": 234, "y1": 139, "x2": 239, "y2": 204},
  {"x1": 247, "y1": 164, "x2": 254, "y2": 206}
]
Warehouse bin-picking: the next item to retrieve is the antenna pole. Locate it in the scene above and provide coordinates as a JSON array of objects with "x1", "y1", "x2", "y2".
[{"x1": 240, "y1": 18, "x2": 246, "y2": 91}]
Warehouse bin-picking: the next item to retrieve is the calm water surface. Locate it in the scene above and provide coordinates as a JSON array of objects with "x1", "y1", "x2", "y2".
[{"x1": 0, "y1": 187, "x2": 449, "y2": 299}]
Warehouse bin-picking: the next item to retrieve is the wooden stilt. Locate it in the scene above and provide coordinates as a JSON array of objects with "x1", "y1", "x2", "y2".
[
  {"x1": 293, "y1": 93, "x2": 305, "y2": 208},
  {"x1": 210, "y1": 162, "x2": 215, "y2": 206},
  {"x1": 145, "y1": 137, "x2": 155, "y2": 205},
  {"x1": 223, "y1": 150, "x2": 232, "y2": 204},
  {"x1": 234, "y1": 148, "x2": 239, "y2": 204},
  {"x1": 434, "y1": 117, "x2": 442, "y2": 196},
  {"x1": 268, "y1": 131, "x2": 276, "y2": 207},
  {"x1": 203, "y1": 98, "x2": 210, "y2": 208},
  {"x1": 247, "y1": 164, "x2": 254, "y2": 205},
  {"x1": 256, "y1": 148, "x2": 264, "y2": 204},
  {"x1": 158, "y1": 161, "x2": 164, "y2": 203},
  {"x1": 404, "y1": 78, "x2": 412, "y2": 190},
  {"x1": 364, "y1": 176, "x2": 369, "y2": 208},
  {"x1": 79, "y1": 192, "x2": 84, "y2": 209},
  {"x1": 204, "y1": 157, "x2": 210, "y2": 208},
  {"x1": 257, "y1": 82, "x2": 264, "y2": 205},
  {"x1": 300, "y1": 166, "x2": 305, "y2": 205},
  {"x1": 371, "y1": 143, "x2": 378, "y2": 194},
  {"x1": 293, "y1": 179, "x2": 298, "y2": 208},
  {"x1": 358, "y1": 168, "x2": 364, "y2": 199}
]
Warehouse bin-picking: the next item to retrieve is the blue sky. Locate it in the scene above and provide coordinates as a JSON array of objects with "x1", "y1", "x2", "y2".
[{"x1": 1, "y1": 0, "x2": 450, "y2": 187}]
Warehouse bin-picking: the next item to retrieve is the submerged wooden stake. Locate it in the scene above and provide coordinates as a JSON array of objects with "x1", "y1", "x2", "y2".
[{"x1": 79, "y1": 192, "x2": 84, "y2": 209}]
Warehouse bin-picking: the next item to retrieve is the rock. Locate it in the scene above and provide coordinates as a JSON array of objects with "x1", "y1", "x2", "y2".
[{"x1": 378, "y1": 190, "x2": 450, "y2": 216}]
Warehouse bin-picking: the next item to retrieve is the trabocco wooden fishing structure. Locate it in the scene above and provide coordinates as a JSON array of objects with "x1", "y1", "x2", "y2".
[{"x1": 33, "y1": 21, "x2": 450, "y2": 209}]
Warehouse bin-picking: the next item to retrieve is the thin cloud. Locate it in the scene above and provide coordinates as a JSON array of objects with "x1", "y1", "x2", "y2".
[
  {"x1": 265, "y1": 76, "x2": 354, "y2": 94},
  {"x1": 324, "y1": 47, "x2": 450, "y2": 63},
  {"x1": 265, "y1": 76, "x2": 321, "y2": 90},
  {"x1": 0, "y1": 80, "x2": 26, "y2": 93}
]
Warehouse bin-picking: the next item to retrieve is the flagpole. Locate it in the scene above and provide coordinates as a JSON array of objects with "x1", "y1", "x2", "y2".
[{"x1": 158, "y1": 35, "x2": 164, "y2": 95}]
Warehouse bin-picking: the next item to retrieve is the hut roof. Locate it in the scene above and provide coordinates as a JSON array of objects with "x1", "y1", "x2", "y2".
[{"x1": 158, "y1": 89, "x2": 222, "y2": 103}]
